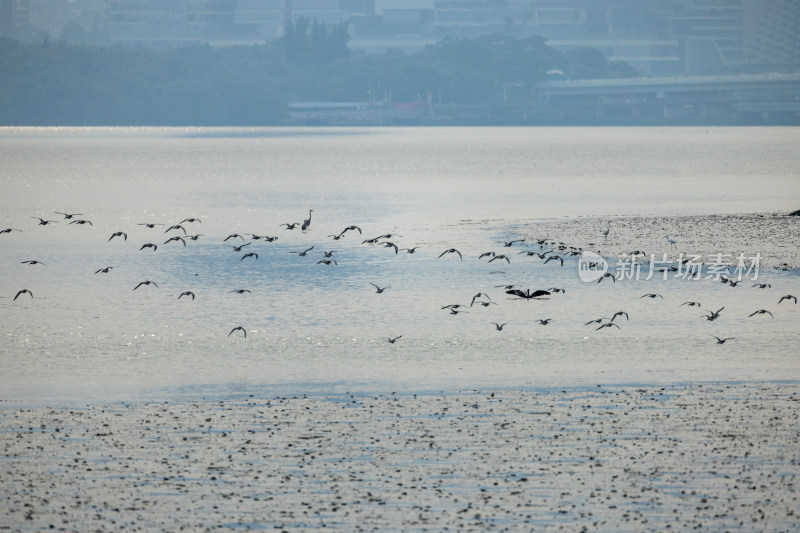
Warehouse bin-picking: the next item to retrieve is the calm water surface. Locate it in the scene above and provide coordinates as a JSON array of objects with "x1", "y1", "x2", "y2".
[{"x1": 1, "y1": 127, "x2": 799, "y2": 402}]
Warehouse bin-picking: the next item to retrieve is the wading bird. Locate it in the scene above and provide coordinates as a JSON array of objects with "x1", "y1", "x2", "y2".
[
  {"x1": 602, "y1": 221, "x2": 611, "y2": 241},
  {"x1": 666, "y1": 235, "x2": 678, "y2": 250},
  {"x1": 301, "y1": 210, "x2": 313, "y2": 232}
]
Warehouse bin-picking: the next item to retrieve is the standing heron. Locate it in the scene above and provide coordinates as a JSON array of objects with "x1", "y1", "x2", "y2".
[{"x1": 302, "y1": 210, "x2": 313, "y2": 233}]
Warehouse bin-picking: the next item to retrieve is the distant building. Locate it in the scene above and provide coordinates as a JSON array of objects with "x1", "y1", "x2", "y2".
[{"x1": 6, "y1": 0, "x2": 799, "y2": 76}]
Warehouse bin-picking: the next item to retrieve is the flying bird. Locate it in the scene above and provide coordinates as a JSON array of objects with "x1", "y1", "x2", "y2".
[
  {"x1": 470, "y1": 292, "x2": 493, "y2": 307},
  {"x1": 32, "y1": 217, "x2": 57, "y2": 225},
  {"x1": 21, "y1": 260, "x2": 45, "y2": 265},
  {"x1": 370, "y1": 283, "x2": 390, "y2": 294},
  {"x1": 1, "y1": 228, "x2": 21, "y2": 234},
  {"x1": 503, "y1": 239, "x2": 525, "y2": 247},
  {"x1": 178, "y1": 291, "x2": 195, "y2": 300},
  {"x1": 711, "y1": 335, "x2": 735, "y2": 344},
  {"x1": 438, "y1": 248, "x2": 463, "y2": 260},
  {"x1": 281, "y1": 223, "x2": 300, "y2": 230},
  {"x1": 290, "y1": 246, "x2": 314, "y2": 256},
  {"x1": 94, "y1": 266, "x2": 113, "y2": 274},
  {"x1": 703, "y1": 307, "x2": 724, "y2": 321},
  {"x1": 165, "y1": 224, "x2": 187, "y2": 234},
  {"x1": 488, "y1": 254, "x2": 510, "y2": 264},
  {"x1": 537, "y1": 318, "x2": 552, "y2": 325},
  {"x1": 543, "y1": 255, "x2": 563, "y2": 267},
  {"x1": 506, "y1": 288, "x2": 550, "y2": 300},
  {"x1": 597, "y1": 272, "x2": 616, "y2": 283},
  {"x1": 492, "y1": 322, "x2": 507, "y2": 331},
  {"x1": 387, "y1": 335, "x2": 402, "y2": 344},
  {"x1": 164, "y1": 236, "x2": 186, "y2": 246},
  {"x1": 611, "y1": 311, "x2": 629, "y2": 322},
  {"x1": 241, "y1": 252, "x2": 258, "y2": 261},
  {"x1": 228, "y1": 326, "x2": 247, "y2": 339},
  {"x1": 139, "y1": 243, "x2": 157, "y2": 251},
  {"x1": 752, "y1": 283, "x2": 771, "y2": 289},
  {"x1": 13, "y1": 289, "x2": 33, "y2": 300},
  {"x1": 180, "y1": 218, "x2": 201, "y2": 224},
  {"x1": 109, "y1": 231, "x2": 127, "y2": 241},
  {"x1": 54, "y1": 212, "x2": 82, "y2": 219},
  {"x1": 229, "y1": 289, "x2": 251, "y2": 294},
  {"x1": 317, "y1": 259, "x2": 337, "y2": 266},
  {"x1": 68, "y1": 219, "x2": 93, "y2": 226},
  {"x1": 640, "y1": 293, "x2": 663, "y2": 299},
  {"x1": 133, "y1": 281, "x2": 158, "y2": 290},
  {"x1": 137, "y1": 223, "x2": 164, "y2": 228},
  {"x1": 231, "y1": 243, "x2": 250, "y2": 252},
  {"x1": 681, "y1": 301, "x2": 701, "y2": 307},
  {"x1": 748, "y1": 309, "x2": 774, "y2": 318},
  {"x1": 595, "y1": 322, "x2": 620, "y2": 331},
  {"x1": 778, "y1": 295, "x2": 797, "y2": 304},
  {"x1": 224, "y1": 234, "x2": 246, "y2": 241}
]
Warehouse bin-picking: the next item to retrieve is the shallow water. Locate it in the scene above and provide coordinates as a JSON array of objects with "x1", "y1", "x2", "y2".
[{"x1": 1, "y1": 126, "x2": 799, "y2": 402}]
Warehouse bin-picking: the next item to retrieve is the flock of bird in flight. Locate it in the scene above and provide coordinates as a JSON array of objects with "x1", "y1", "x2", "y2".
[{"x1": 4, "y1": 211, "x2": 797, "y2": 344}]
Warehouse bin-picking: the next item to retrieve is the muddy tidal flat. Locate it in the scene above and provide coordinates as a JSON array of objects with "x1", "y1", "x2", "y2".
[{"x1": 2, "y1": 382, "x2": 799, "y2": 532}]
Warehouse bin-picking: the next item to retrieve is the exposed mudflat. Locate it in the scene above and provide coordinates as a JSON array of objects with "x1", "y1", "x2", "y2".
[
  {"x1": 2, "y1": 382, "x2": 799, "y2": 532},
  {"x1": 523, "y1": 212, "x2": 800, "y2": 270}
]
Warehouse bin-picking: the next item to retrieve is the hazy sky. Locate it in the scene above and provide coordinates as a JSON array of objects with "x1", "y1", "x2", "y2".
[{"x1": 374, "y1": 0, "x2": 434, "y2": 13}]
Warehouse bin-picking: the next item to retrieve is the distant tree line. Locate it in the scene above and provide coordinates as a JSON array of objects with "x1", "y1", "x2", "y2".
[{"x1": 0, "y1": 25, "x2": 637, "y2": 126}]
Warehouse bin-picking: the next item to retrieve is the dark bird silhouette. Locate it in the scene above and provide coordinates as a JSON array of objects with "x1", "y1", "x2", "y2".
[
  {"x1": 752, "y1": 283, "x2": 771, "y2": 289},
  {"x1": 521, "y1": 251, "x2": 551, "y2": 259},
  {"x1": 595, "y1": 322, "x2": 620, "y2": 331},
  {"x1": 241, "y1": 252, "x2": 258, "y2": 261},
  {"x1": 438, "y1": 248, "x2": 463, "y2": 260},
  {"x1": 711, "y1": 335, "x2": 735, "y2": 344},
  {"x1": 478, "y1": 251, "x2": 496, "y2": 259},
  {"x1": 317, "y1": 259, "x2": 337, "y2": 266},
  {"x1": 778, "y1": 295, "x2": 797, "y2": 304},
  {"x1": 94, "y1": 266, "x2": 113, "y2": 274},
  {"x1": 133, "y1": 280, "x2": 158, "y2": 290},
  {"x1": 137, "y1": 223, "x2": 164, "y2": 228},
  {"x1": 164, "y1": 236, "x2": 186, "y2": 246},
  {"x1": 178, "y1": 291, "x2": 195, "y2": 300},
  {"x1": 32, "y1": 217, "x2": 57, "y2": 225},
  {"x1": 54, "y1": 212, "x2": 82, "y2": 219},
  {"x1": 109, "y1": 231, "x2": 127, "y2": 241},
  {"x1": 585, "y1": 318, "x2": 607, "y2": 325},
  {"x1": 402, "y1": 247, "x2": 419, "y2": 254},
  {"x1": 290, "y1": 246, "x2": 314, "y2": 257},
  {"x1": 370, "y1": 283, "x2": 390, "y2": 294},
  {"x1": 611, "y1": 311, "x2": 629, "y2": 322},
  {"x1": 21, "y1": 260, "x2": 45, "y2": 265},
  {"x1": 68, "y1": 219, "x2": 93, "y2": 226},
  {"x1": 476, "y1": 301, "x2": 497, "y2": 307},
  {"x1": 186, "y1": 234, "x2": 203, "y2": 240},
  {"x1": 382, "y1": 242, "x2": 399, "y2": 254},
  {"x1": 14, "y1": 289, "x2": 33, "y2": 300},
  {"x1": 748, "y1": 309, "x2": 774, "y2": 318},
  {"x1": 340, "y1": 225, "x2": 362, "y2": 235},
  {"x1": 180, "y1": 218, "x2": 201, "y2": 224},
  {"x1": 492, "y1": 322, "x2": 507, "y2": 331},
  {"x1": 489, "y1": 254, "x2": 510, "y2": 264},
  {"x1": 1, "y1": 228, "x2": 22, "y2": 234},
  {"x1": 503, "y1": 239, "x2": 525, "y2": 247},
  {"x1": 139, "y1": 243, "x2": 157, "y2": 251},
  {"x1": 281, "y1": 223, "x2": 300, "y2": 230},
  {"x1": 322, "y1": 250, "x2": 336, "y2": 257},
  {"x1": 301, "y1": 210, "x2": 313, "y2": 232},
  {"x1": 703, "y1": 307, "x2": 724, "y2": 321},
  {"x1": 597, "y1": 272, "x2": 616, "y2": 283},
  {"x1": 641, "y1": 293, "x2": 663, "y2": 299},
  {"x1": 228, "y1": 326, "x2": 246, "y2": 338},
  {"x1": 387, "y1": 335, "x2": 402, "y2": 344},
  {"x1": 681, "y1": 301, "x2": 701, "y2": 307},
  {"x1": 537, "y1": 318, "x2": 552, "y2": 325},
  {"x1": 506, "y1": 289, "x2": 550, "y2": 299},
  {"x1": 547, "y1": 287, "x2": 566, "y2": 294},
  {"x1": 441, "y1": 304, "x2": 467, "y2": 310},
  {"x1": 543, "y1": 255, "x2": 564, "y2": 267},
  {"x1": 165, "y1": 224, "x2": 186, "y2": 234},
  {"x1": 231, "y1": 243, "x2": 251, "y2": 252},
  {"x1": 229, "y1": 289, "x2": 251, "y2": 294},
  {"x1": 224, "y1": 234, "x2": 245, "y2": 241}
]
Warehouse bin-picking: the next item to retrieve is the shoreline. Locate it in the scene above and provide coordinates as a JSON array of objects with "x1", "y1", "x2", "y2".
[{"x1": 3, "y1": 381, "x2": 798, "y2": 531}]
